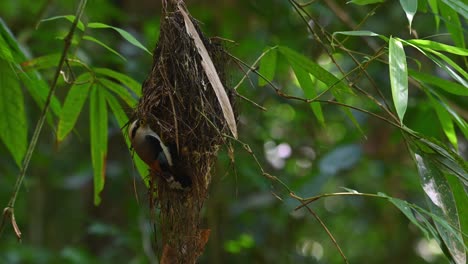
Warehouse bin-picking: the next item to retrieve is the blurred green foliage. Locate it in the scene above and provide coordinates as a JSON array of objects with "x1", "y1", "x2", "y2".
[{"x1": 0, "y1": 0, "x2": 467, "y2": 263}]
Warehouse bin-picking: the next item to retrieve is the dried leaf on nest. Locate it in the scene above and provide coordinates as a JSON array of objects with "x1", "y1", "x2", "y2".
[
  {"x1": 136, "y1": 2, "x2": 236, "y2": 261},
  {"x1": 178, "y1": 4, "x2": 238, "y2": 139}
]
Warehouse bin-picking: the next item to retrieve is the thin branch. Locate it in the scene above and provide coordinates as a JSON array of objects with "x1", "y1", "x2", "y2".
[
  {"x1": 235, "y1": 91, "x2": 267, "y2": 111},
  {"x1": 0, "y1": 0, "x2": 88, "y2": 241},
  {"x1": 289, "y1": 0, "x2": 399, "y2": 123},
  {"x1": 296, "y1": 0, "x2": 317, "y2": 7},
  {"x1": 228, "y1": 53, "x2": 402, "y2": 130},
  {"x1": 233, "y1": 46, "x2": 277, "y2": 90},
  {"x1": 291, "y1": 193, "x2": 349, "y2": 264},
  {"x1": 294, "y1": 192, "x2": 384, "y2": 211},
  {"x1": 222, "y1": 134, "x2": 294, "y2": 194}
]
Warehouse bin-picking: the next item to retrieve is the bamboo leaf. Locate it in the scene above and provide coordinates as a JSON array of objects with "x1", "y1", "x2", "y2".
[
  {"x1": 333, "y1": 30, "x2": 381, "y2": 37},
  {"x1": 378, "y1": 192, "x2": 439, "y2": 241},
  {"x1": 440, "y1": 0, "x2": 468, "y2": 20},
  {"x1": 426, "y1": 91, "x2": 457, "y2": 149},
  {"x1": 87, "y1": 22, "x2": 151, "y2": 55},
  {"x1": 427, "y1": 50, "x2": 468, "y2": 82},
  {"x1": 258, "y1": 47, "x2": 277, "y2": 87},
  {"x1": 99, "y1": 78, "x2": 137, "y2": 107},
  {"x1": 404, "y1": 41, "x2": 468, "y2": 88},
  {"x1": 380, "y1": 190, "x2": 468, "y2": 262},
  {"x1": 0, "y1": 36, "x2": 14, "y2": 62},
  {"x1": 443, "y1": 103, "x2": 468, "y2": 139},
  {"x1": 427, "y1": 0, "x2": 440, "y2": 29},
  {"x1": 57, "y1": 73, "x2": 93, "y2": 142},
  {"x1": 389, "y1": 37, "x2": 408, "y2": 122},
  {"x1": 20, "y1": 74, "x2": 62, "y2": 120},
  {"x1": 0, "y1": 60, "x2": 27, "y2": 167},
  {"x1": 90, "y1": 85, "x2": 108, "y2": 205},
  {"x1": 179, "y1": 5, "x2": 238, "y2": 138},
  {"x1": 20, "y1": 53, "x2": 61, "y2": 71},
  {"x1": 440, "y1": 2, "x2": 465, "y2": 49},
  {"x1": 83, "y1": 35, "x2": 126, "y2": 61},
  {"x1": 278, "y1": 46, "x2": 362, "y2": 132},
  {"x1": 446, "y1": 176, "x2": 468, "y2": 251},
  {"x1": 39, "y1": 15, "x2": 85, "y2": 31},
  {"x1": 399, "y1": 0, "x2": 418, "y2": 30},
  {"x1": 332, "y1": 30, "x2": 389, "y2": 42},
  {"x1": 0, "y1": 19, "x2": 61, "y2": 119},
  {"x1": 412, "y1": 148, "x2": 466, "y2": 264},
  {"x1": 289, "y1": 60, "x2": 325, "y2": 125},
  {"x1": 94, "y1": 67, "x2": 141, "y2": 97},
  {"x1": 347, "y1": 0, "x2": 384, "y2": 5},
  {"x1": 106, "y1": 92, "x2": 149, "y2": 186},
  {"x1": 408, "y1": 131, "x2": 468, "y2": 188},
  {"x1": 278, "y1": 46, "x2": 352, "y2": 93},
  {"x1": 409, "y1": 69, "x2": 468, "y2": 96},
  {"x1": 414, "y1": 134, "x2": 468, "y2": 187},
  {"x1": 407, "y1": 39, "x2": 468, "y2": 56}
]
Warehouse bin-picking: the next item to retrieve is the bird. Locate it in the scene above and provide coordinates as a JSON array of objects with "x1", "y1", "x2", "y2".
[{"x1": 128, "y1": 118, "x2": 191, "y2": 190}]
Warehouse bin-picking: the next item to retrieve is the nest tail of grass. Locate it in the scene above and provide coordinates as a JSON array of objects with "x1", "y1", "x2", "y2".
[{"x1": 135, "y1": 1, "x2": 235, "y2": 263}]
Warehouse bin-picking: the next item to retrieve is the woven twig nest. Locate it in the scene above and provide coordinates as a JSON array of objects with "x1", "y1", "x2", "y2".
[{"x1": 132, "y1": 1, "x2": 236, "y2": 262}]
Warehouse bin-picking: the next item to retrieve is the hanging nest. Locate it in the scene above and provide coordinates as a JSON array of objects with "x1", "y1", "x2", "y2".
[{"x1": 132, "y1": 1, "x2": 236, "y2": 263}]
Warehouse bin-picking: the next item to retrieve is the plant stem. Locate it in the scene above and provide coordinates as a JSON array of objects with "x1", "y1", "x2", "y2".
[{"x1": 1, "y1": 0, "x2": 88, "y2": 241}]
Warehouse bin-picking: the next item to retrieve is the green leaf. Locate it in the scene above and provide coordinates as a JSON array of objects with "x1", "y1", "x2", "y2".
[
  {"x1": 278, "y1": 46, "x2": 352, "y2": 93},
  {"x1": 105, "y1": 92, "x2": 149, "y2": 186},
  {"x1": 426, "y1": 91, "x2": 457, "y2": 149},
  {"x1": 409, "y1": 48, "x2": 468, "y2": 88},
  {"x1": 347, "y1": 0, "x2": 385, "y2": 5},
  {"x1": 413, "y1": 134, "x2": 468, "y2": 186},
  {"x1": 379, "y1": 192, "x2": 437, "y2": 240},
  {"x1": 427, "y1": 0, "x2": 440, "y2": 30},
  {"x1": 407, "y1": 39, "x2": 468, "y2": 56},
  {"x1": 94, "y1": 68, "x2": 141, "y2": 97},
  {"x1": 440, "y1": 2, "x2": 465, "y2": 49},
  {"x1": 332, "y1": 30, "x2": 389, "y2": 42},
  {"x1": 104, "y1": 91, "x2": 128, "y2": 130},
  {"x1": 409, "y1": 69, "x2": 468, "y2": 96},
  {"x1": 20, "y1": 73, "x2": 62, "y2": 120},
  {"x1": 389, "y1": 37, "x2": 408, "y2": 122},
  {"x1": 333, "y1": 30, "x2": 380, "y2": 37},
  {"x1": 440, "y1": 0, "x2": 468, "y2": 20},
  {"x1": 412, "y1": 149, "x2": 466, "y2": 264},
  {"x1": 279, "y1": 46, "x2": 362, "y2": 132},
  {"x1": 258, "y1": 47, "x2": 277, "y2": 86},
  {"x1": 428, "y1": 50, "x2": 468, "y2": 82},
  {"x1": 87, "y1": 22, "x2": 151, "y2": 55},
  {"x1": 446, "y1": 176, "x2": 468, "y2": 251},
  {"x1": 399, "y1": 0, "x2": 418, "y2": 30},
  {"x1": 379, "y1": 190, "x2": 468, "y2": 262},
  {"x1": 408, "y1": 131, "x2": 468, "y2": 190},
  {"x1": 39, "y1": 15, "x2": 85, "y2": 31},
  {"x1": 406, "y1": 42, "x2": 468, "y2": 87},
  {"x1": 0, "y1": 19, "x2": 61, "y2": 119},
  {"x1": 90, "y1": 85, "x2": 108, "y2": 205},
  {"x1": 443, "y1": 103, "x2": 468, "y2": 139},
  {"x1": 57, "y1": 73, "x2": 93, "y2": 142},
  {"x1": 425, "y1": 51, "x2": 468, "y2": 87},
  {"x1": 20, "y1": 53, "x2": 61, "y2": 71},
  {"x1": 0, "y1": 60, "x2": 27, "y2": 167},
  {"x1": 99, "y1": 78, "x2": 137, "y2": 107},
  {"x1": 289, "y1": 61, "x2": 325, "y2": 125},
  {"x1": 82, "y1": 35, "x2": 126, "y2": 61},
  {"x1": 0, "y1": 35, "x2": 14, "y2": 62},
  {"x1": 332, "y1": 31, "x2": 389, "y2": 45}
]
